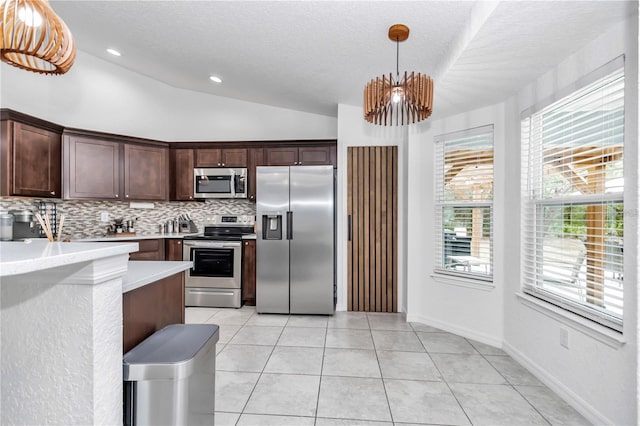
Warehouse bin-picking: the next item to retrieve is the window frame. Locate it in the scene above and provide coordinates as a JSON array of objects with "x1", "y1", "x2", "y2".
[
  {"x1": 520, "y1": 57, "x2": 625, "y2": 332},
  {"x1": 434, "y1": 124, "x2": 495, "y2": 283}
]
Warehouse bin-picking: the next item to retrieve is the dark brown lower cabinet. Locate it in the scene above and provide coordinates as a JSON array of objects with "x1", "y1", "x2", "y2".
[
  {"x1": 347, "y1": 146, "x2": 398, "y2": 312},
  {"x1": 165, "y1": 239, "x2": 184, "y2": 261},
  {"x1": 128, "y1": 239, "x2": 165, "y2": 260},
  {"x1": 122, "y1": 272, "x2": 185, "y2": 352},
  {"x1": 242, "y1": 239, "x2": 256, "y2": 306}
]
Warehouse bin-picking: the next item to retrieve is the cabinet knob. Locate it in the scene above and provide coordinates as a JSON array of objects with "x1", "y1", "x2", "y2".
[
  {"x1": 178, "y1": 241, "x2": 181, "y2": 245},
  {"x1": 125, "y1": 194, "x2": 129, "y2": 198},
  {"x1": 115, "y1": 194, "x2": 119, "y2": 197},
  {"x1": 222, "y1": 163, "x2": 225, "y2": 166},
  {"x1": 189, "y1": 196, "x2": 193, "y2": 199},
  {"x1": 217, "y1": 163, "x2": 221, "y2": 166},
  {"x1": 245, "y1": 241, "x2": 248, "y2": 245},
  {"x1": 50, "y1": 191, "x2": 55, "y2": 195}
]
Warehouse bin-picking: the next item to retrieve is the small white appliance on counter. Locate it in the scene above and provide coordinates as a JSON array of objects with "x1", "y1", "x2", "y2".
[
  {"x1": 182, "y1": 214, "x2": 255, "y2": 308},
  {"x1": 256, "y1": 165, "x2": 335, "y2": 315}
]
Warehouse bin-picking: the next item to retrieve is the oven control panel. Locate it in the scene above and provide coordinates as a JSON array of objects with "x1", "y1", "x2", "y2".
[{"x1": 205, "y1": 214, "x2": 255, "y2": 226}]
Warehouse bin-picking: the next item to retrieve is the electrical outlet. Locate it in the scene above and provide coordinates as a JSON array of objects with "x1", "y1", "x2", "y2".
[
  {"x1": 560, "y1": 328, "x2": 569, "y2": 349},
  {"x1": 100, "y1": 212, "x2": 110, "y2": 222}
]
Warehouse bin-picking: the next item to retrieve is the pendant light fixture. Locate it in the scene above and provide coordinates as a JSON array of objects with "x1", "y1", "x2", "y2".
[
  {"x1": 0, "y1": 0, "x2": 76, "y2": 75},
  {"x1": 364, "y1": 24, "x2": 433, "y2": 126}
]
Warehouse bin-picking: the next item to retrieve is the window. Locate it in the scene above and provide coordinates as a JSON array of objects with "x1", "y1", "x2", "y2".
[
  {"x1": 434, "y1": 125, "x2": 494, "y2": 280},
  {"x1": 521, "y1": 62, "x2": 624, "y2": 331}
]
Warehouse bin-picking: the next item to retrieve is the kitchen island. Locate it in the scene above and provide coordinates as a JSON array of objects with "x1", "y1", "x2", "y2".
[{"x1": 0, "y1": 240, "x2": 191, "y2": 425}]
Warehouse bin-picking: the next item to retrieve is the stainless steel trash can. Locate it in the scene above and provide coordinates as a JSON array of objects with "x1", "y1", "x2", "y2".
[{"x1": 123, "y1": 324, "x2": 219, "y2": 426}]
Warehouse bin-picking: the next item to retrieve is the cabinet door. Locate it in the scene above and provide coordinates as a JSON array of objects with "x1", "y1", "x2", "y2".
[
  {"x1": 298, "y1": 146, "x2": 334, "y2": 166},
  {"x1": 265, "y1": 147, "x2": 298, "y2": 166},
  {"x1": 129, "y1": 239, "x2": 165, "y2": 261},
  {"x1": 12, "y1": 122, "x2": 61, "y2": 197},
  {"x1": 247, "y1": 148, "x2": 264, "y2": 202},
  {"x1": 221, "y1": 148, "x2": 247, "y2": 167},
  {"x1": 242, "y1": 239, "x2": 257, "y2": 306},
  {"x1": 195, "y1": 148, "x2": 221, "y2": 167},
  {"x1": 124, "y1": 144, "x2": 168, "y2": 201},
  {"x1": 165, "y1": 239, "x2": 184, "y2": 261},
  {"x1": 64, "y1": 135, "x2": 120, "y2": 200},
  {"x1": 171, "y1": 149, "x2": 194, "y2": 200}
]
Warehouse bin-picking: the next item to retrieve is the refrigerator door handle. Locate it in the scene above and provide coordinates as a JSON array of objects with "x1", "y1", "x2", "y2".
[
  {"x1": 286, "y1": 211, "x2": 293, "y2": 240},
  {"x1": 348, "y1": 214, "x2": 352, "y2": 241}
]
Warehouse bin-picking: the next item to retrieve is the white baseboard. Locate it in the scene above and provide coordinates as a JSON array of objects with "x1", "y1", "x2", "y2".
[
  {"x1": 405, "y1": 313, "x2": 502, "y2": 348},
  {"x1": 502, "y1": 341, "x2": 612, "y2": 426}
]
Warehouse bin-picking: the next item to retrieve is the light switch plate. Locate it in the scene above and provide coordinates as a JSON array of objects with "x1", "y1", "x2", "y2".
[{"x1": 100, "y1": 212, "x2": 110, "y2": 222}]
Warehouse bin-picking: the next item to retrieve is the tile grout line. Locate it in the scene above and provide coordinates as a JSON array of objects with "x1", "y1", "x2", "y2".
[
  {"x1": 235, "y1": 312, "x2": 287, "y2": 423},
  {"x1": 369, "y1": 313, "x2": 396, "y2": 424},
  {"x1": 465, "y1": 337, "x2": 553, "y2": 426},
  {"x1": 313, "y1": 322, "x2": 329, "y2": 425},
  {"x1": 413, "y1": 322, "x2": 475, "y2": 426}
]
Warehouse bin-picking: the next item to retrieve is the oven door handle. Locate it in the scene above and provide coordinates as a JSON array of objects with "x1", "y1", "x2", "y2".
[{"x1": 183, "y1": 241, "x2": 241, "y2": 248}]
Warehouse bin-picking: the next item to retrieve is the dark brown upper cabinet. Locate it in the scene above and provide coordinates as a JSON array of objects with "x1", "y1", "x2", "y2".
[
  {"x1": 265, "y1": 146, "x2": 336, "y2": 167},
  {"x1": 64, "y1": 135, "x2": 120, "y2": 200},
  {"x1": 64, "y1": 133, "x2": 168, "y2": 201},
  {"x1": 196, "y1": 148, "x2": 247, "y2": 167},
  {"x1": 170, "y1": 148, "x2": 195, "y2": 201},
  {"x1": 247, "y1": 148, "x2": 265, "y2": 202},
  {"x1": 0, "y1": 120, "x2": 62, "y2": 198},
  {"x1": 123, "y1": 144, "x2": 168, "y2": 201}
]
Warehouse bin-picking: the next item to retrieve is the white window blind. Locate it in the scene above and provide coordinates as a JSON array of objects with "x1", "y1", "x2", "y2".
[
  {"x1": 521, "y1": 65, "x2": 624, "y2": 331},
  {"x1": 435, "y1": 125, "x2": 494, "y2": 280}
]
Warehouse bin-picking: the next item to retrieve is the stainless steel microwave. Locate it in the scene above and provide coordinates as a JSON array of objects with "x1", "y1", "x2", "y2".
[{"x1": 194, "y1": 168, "x2": 247, "y2": 199}]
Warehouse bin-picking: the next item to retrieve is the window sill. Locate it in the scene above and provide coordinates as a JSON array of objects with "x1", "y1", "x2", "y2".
[
  {"x1": 430, "y1": 273, "x2": 495, "y2": 291},
  {"x1": 516, "y1": 292, "x2": 625, "y2": 349}
]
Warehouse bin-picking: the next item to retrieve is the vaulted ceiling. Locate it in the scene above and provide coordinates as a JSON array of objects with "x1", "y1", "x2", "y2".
[{"x1": 50, "y1": 1, "x2": 635, "y2": 119}]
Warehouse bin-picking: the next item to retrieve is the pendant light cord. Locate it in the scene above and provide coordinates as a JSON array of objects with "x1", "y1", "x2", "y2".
[{"x1": 396, "y1": 37, "x2": 400, "y2": 82}]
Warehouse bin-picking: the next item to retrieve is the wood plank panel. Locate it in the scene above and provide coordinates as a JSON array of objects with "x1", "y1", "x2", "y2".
[
  {"x1": 357, "y1": 148, "x2": 364, "y2": 311},
  {"x1": 381, "y1": 147, "x2": 388, "y2": 312},
  {"x1": 363, "y1": 147, "x2": 370, "y2": 311},
  {"x1": 392, "y1": 146, "x2": 398, "y2": 312},
  {"x1": 347, "y1": 149, "x2": 353, "y2": 310},
  {"x1": 347, "y1": 145, "x2": 397, "y2": 312}
]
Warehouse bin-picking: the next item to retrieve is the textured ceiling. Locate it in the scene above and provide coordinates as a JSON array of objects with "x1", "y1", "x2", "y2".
[{"x1": 49, "y1": 1, "x2": 634, "y2": 119}]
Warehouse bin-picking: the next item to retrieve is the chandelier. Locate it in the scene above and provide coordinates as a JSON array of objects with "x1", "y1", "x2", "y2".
[
  {"x1": 364, "y1": 24, "x2": 433, "y2": 126},
  {"x1": 0, "y1": 0, "x2": 76, "y2": 75}
]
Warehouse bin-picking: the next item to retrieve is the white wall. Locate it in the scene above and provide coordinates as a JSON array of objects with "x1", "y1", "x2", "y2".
[
  {"x1": 502, "y1": 16, "x2": 638, "y2": 426},
  {"x1": 405, "y1": 103, "x2": 506, "y2": 347},
  {"x1": 336, "y1": 104, "x2": 408, "y2": 312},
  {"x1": 0, "y1": 51, "x2": 337, "y2": 142}
]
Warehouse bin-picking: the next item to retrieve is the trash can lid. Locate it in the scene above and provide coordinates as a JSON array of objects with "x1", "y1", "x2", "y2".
[{"x1": 123, "y1": 324, "x2": 219, "y2": 381}]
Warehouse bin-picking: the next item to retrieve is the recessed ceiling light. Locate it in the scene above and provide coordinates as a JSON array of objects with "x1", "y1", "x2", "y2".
[
  {"x1": 209, "y1": 75, "x2": 222, "y2": 83},
  {"x1": 106, "y1": 48, "x2": 121, "y2": 57}
]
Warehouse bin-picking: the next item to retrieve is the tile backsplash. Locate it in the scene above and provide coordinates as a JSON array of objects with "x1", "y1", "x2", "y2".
[{"x1": 0, "y1": 197, "x2": 256, "y2": 239}]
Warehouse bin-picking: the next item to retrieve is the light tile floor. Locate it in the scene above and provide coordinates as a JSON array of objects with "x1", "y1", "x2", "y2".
[{"x1": 186, "y1": 307, "x2": 590, "y2": 426}]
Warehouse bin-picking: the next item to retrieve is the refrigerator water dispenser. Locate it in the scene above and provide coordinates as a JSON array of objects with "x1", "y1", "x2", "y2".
[{"x1": 262, "y1": 214, "x2": 282, "y2": 240}]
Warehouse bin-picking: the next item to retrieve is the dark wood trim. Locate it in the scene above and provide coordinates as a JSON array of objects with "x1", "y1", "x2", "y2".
[
  {"x1": 170, "y1": 139, "x2": 337, "y2": 150},
  {"x1": 3, "y1": 110, "x2": 335, "y2": 150},
  {"x1": 0, "y1": 109, "x2": 64, "y2": 133},
  {"x1": 63, "y1": 127, "x2": 169, "y2": 147}
]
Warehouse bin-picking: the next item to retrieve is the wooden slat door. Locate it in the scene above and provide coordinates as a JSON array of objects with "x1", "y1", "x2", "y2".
[{"x1": 347, "y1": 146, "x2": 397, "y2": 312}]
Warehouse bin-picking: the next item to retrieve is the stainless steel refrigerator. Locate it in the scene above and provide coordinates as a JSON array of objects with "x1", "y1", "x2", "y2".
[{"x1": 256, "y1": 165, "x2": 335, "y2": 314}]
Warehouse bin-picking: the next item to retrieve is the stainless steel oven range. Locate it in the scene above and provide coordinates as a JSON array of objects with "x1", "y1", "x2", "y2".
[{"x1": 183, "y1": 215, "x2": 255, "y2": 308}]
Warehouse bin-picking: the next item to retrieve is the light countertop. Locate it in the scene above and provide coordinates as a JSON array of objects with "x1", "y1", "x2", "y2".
[
  {"x1": 123, "y1": 261, "x2": 192, "y2": 293},
  {"x1": 79, "y1": 233, "x2": 199, "y2": 242},
  {"x1": 79, "y1": 233, "x2": 257, "y2": 241},
  {"x1": 0, "y1": 240, "x2": 138, "y2": 277}
]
